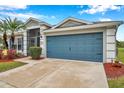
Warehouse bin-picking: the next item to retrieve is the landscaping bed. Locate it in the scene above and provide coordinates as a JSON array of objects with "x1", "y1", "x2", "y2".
[
  {"x1": 104, "y1": 63, "x2": 124, "y2": 79},
  {"x1": 0, "y1": 61, "x2": 27, "y2": 72},
  {"x1": 104, "y1": 48, "x2": 124, "y2": 88},
  {"x1": 0, "y1": 59, "x2": 13, "y2": 62},
  {"x1": 104, "y1": 63, "x2": 124, "y2": 88}
]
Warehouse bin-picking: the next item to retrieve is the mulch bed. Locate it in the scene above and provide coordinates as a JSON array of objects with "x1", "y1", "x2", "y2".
[
  {"x1": 29, "y1": 57, "x2": 45, "y2": 60},
  {"x1": 104, "y1": 63, "x2": 124, "y2": 79},
  {"x1": 0, "y1": 59, "x2": 13, "y2": 62},
  {"x1": 14, "y1": 56, "x2": 28, "y2": 59},
  {"x1": 0, "y1": 56, "x2": 27, "y2": 63}
]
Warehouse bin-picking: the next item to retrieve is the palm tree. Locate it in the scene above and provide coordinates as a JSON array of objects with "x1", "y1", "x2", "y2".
[
  {"x1": 5, "y1": 17, "x2": 25, "y2": 49},
  {"x1": 0, "y1": 19, "x2": 9, "y2": 49}
]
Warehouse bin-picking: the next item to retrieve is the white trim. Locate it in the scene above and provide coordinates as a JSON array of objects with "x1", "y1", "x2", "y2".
[
  {"x1": 52, "y1": 17, "x2": 92, "y2": 29},
  {"x1": 42, "y1": 34, "x2": 47, "y2": 57},
  {"x1": 103, "y1": 31, "x2": 106, "y2": 63},
  {"x1": 45, "y1": 28, "x2": 105, "y2": 36},
  {"x1": 26, "y1": 26, "x2": 40, "y2": 30}
]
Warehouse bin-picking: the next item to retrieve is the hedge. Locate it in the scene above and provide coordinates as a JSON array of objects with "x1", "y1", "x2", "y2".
[{"x1": 29, "y1": 47, "x2": 42, "y2": 59}]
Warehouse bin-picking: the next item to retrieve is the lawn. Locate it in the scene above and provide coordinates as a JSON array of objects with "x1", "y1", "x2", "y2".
[
  {"x1": 116, "y1": 48, "x2": 124, "y2": 63},
  {"x1": 108, "y1": 77, "x2": 124, "y2": 88},
  {"x1": 107, "y1": 48, "x2": 124, "y2": 88},
  {"x1": 0, "y1": 62, "x2": 26, "y2": 72}
]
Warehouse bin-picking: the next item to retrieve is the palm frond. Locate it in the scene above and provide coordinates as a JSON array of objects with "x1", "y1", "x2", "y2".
[
  {"x1": 0, "y1": 19, "x2": 8, "y2": 32},
  {"x1": 5, "y1": 17, "x2": 25, "y2": 32}
]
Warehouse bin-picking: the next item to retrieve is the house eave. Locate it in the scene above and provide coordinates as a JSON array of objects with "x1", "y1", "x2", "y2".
[{"x1": 43, "y1": 21, "x2": 123, "y2": 34}]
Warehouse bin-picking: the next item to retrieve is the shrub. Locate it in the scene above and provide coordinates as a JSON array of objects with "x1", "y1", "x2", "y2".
[
  {"x1": 1, "y1": 49, "x2": 9, "y2": 59},
  {"x1": 8, "y1": 49, "x2": 16, "y2": 59},
  {"x1": 29, "y1": 47, "x2": 42, "y2": 59},
  {"x1": 0, "y1": 49, "x2": 17, "y2": 60}
]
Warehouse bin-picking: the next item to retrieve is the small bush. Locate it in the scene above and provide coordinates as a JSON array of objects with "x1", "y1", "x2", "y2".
[
  {"x1": 8, "y1": 49, "x2": 16, "y2": 59},
  {"x1": 0, "y1": 49, "x2": 17, "y2": 60},
  {"x1": 29, "y1": 47, "x2": 42, "y2": 59},
  {"x1": 1, "y1": 49, "x2": 9, "y2": 59}
]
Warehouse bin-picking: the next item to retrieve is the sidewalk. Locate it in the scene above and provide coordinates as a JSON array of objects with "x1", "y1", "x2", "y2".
[{"x1": 0, "y1": 81, "x2": 14, "y2": 88}]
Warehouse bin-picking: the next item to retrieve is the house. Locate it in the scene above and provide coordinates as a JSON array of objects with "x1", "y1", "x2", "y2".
[{"x1": 5, "y1": 17, "x2": 123, "y2": 62}]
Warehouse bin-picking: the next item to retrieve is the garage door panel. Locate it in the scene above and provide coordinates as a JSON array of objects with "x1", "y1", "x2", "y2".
[{"x1": 47, "y1": 32, "x2": 103, "y2": 62}]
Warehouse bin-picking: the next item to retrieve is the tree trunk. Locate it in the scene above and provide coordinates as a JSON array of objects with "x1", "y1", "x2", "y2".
[
  {"x1": 11, "y1": 32, "x2": 15, "y2": 49},
  {"x1": 3, "y1": 32, "x2": 8, "y2": 49}
]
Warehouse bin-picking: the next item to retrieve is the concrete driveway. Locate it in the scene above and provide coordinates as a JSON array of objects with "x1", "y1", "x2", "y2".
[{"x1": 0, "y1": 58, "x2": 108, "y2": 88}]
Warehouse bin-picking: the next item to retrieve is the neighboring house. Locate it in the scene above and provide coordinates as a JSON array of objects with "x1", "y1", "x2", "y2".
[{"x1": 2, "y1": 17, "x2": 124, "y2": 62}]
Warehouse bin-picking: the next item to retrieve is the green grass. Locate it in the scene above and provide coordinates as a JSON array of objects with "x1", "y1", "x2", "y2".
[
  {"x1": 108, "y1": 77, "x2": 124, "y2": 88},
  {"x1": 0, "y1": 62, "x2": 26, "y2": 72},
  {"x1": 116, "y1": 48, "x2": 124, "y2": 63},
  {"x1": 107, "y1": 48, "x2": 124, "y2": 88}
]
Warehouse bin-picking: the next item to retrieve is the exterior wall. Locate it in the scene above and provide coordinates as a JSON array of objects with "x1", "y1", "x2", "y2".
[
  {"x1": 106, "y1": 28, "x2": 116, "y2": 62},
  {"x1": 40, "y1": 25, "x2": 49, "y2": 57},
  {"x1": 42, "y1": 34, "x2": 46, "y2": 57}
]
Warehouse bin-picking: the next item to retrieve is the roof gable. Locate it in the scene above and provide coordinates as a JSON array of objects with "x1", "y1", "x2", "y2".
[
  {"x1": 52, "y1": 17, "x2": 92, "y2": 29},
  {"x1": 25, "y1": 17, "x2": 41, "y2": 25},
  {"x1": 25, "y1": 17, "x2": 52, "y2": 28},
  {"x1": 26, "y1": 19, "x2": 40, "y2": 28}
]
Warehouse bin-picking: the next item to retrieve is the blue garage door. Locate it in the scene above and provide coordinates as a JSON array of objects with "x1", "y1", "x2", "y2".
[{"x1": 47, "y1": 32, "x2": 103, "y2": 62}]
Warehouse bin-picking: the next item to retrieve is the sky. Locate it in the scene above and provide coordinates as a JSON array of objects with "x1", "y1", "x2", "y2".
[{"x1": 0, "y1": 5, "x2": 123, "y2": 41}]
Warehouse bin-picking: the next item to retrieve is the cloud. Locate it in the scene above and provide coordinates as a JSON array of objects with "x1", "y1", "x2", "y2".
[
  {"x1": 51, "y1": 16, "x2": 56, "y2": 19},
  {"x1": 79, "y1": 5, "x2": 121, "y2": 15},
  {"x1": 0, "y1": 5, "x2": 27, "y2": 10},
  {"x1": 80, "y1": 5, "x2": 84, "y2": 8},
  {"x1": 0, "y1": 12, "x2": 41, "y2": 20},
  {"x1": 0, "y1": 12, "x2": 56, "y2": 21},
  {"x1": 99, "y1": 18, "x2": 112, "y2": 21}
]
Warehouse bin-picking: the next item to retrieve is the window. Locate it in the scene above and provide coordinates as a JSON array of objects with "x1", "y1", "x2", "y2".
[
  {"x1": 18, "y1": 38, "x2": 23, "y2": 51},
  {"x1": 27, "y1": 28, "x2": 40, "y2": 54},
  {"x1": 37, "y1": 36, "x2": 40, "y2": 47}
]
